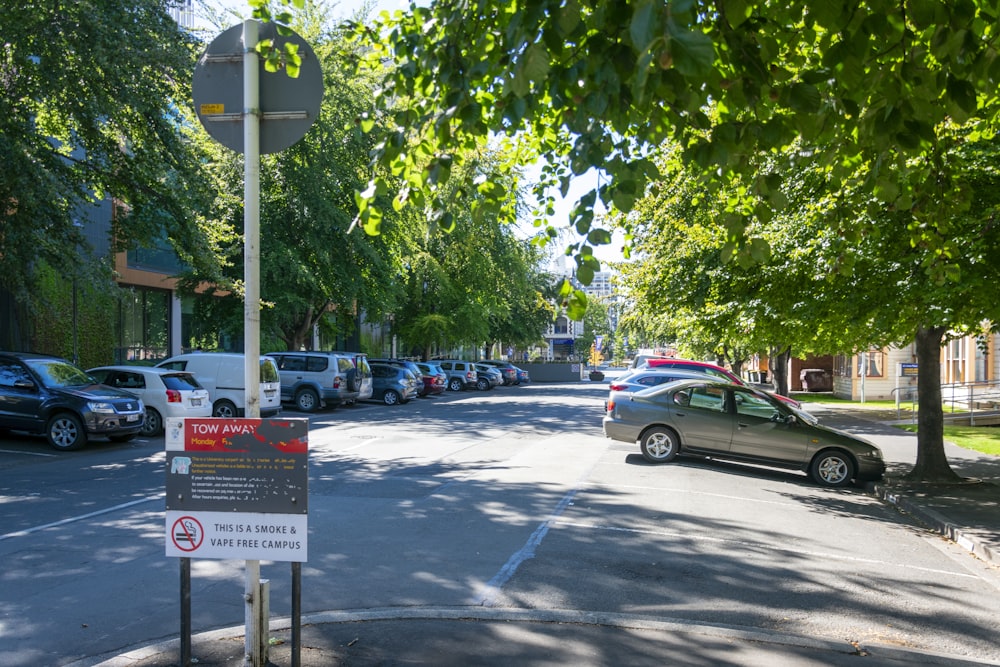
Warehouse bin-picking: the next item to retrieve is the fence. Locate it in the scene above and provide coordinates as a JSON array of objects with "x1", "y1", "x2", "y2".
[{"x1": 894, "y1": 380, "x2": 1000, "y2": 425}]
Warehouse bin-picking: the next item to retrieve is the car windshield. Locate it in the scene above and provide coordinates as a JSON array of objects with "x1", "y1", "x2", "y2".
[{"x1": 26, "y1": 359, "x2": 94, "y2": 387}]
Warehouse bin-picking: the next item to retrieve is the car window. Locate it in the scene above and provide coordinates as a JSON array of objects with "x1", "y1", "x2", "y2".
[
  {"x1": 158, "y1": 361, "x2": 187, "y2": 371},
  {"x1": 280, "y1": 355, "x2": 306, "y2": 372},
  {"x1": 440, "y1": 362, "x2": 452, "y2": 371},
  {"x1": 25, "y1": 359, "x2": 92, "y2": 387},
  {"x1": 260, "y1": 359, "x2": 280, "y2": 383},
  {"x1": 734, "y1": 389, "x2": 780, "y2": 420},
  {"x1": 162, "y1": 374, "x2": 202, "y2": 390},
  {"x1": 354, "y1": 357, "x2": 371, "y2": 375},
  {"x1": 685, "y1": 385, "x2": 727, "y2": 412},
  {"x1": 112, "y1": 372, "x2": 146, "y2": 390},
  {"x1": 0, "y1": 360, "x2": 32, "y2": 388},
  {"x1": 307, "y1": 356, "x2": 329, "y2": 372}
]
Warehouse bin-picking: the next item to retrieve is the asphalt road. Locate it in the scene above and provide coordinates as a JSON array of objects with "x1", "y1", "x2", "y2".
[{"x1": 2, "y1": 382, "x2": 999, "y2": 666}]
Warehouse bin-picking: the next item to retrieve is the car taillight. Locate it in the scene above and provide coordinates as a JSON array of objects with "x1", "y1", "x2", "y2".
[
  {"x1": 609, "y1": 383, "x2": 627, "y2": 391},
  {"x1": 606, "y1": 398, "x2": 615, "y2": 412},
  {"x1": 166, "y1": 389, "x2": 182, "y2": 403},
  {"x1": 333, "y1": 377, "x2": 341, "y2": 389}
]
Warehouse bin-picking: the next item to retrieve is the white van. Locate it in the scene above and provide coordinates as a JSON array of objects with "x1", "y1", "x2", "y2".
[{"x1": 156, "y1": 352, "x2": 282, "y2": 418}]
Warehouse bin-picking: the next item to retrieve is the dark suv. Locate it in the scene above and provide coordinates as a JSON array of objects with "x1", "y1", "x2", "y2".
[{"x1": 0, "y1": 352, "x2": 145, "y2": 450}]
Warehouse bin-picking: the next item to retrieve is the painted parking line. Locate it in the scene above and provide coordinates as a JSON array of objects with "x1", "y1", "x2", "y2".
[
  {"x1": 0, "y1": 494, "x2": 162, "y2": 542},
  {"x1": 0, "y1": 448, "x2": 57, "y2": 457}
]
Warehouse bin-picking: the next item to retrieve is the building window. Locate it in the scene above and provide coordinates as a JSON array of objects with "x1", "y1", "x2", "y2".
[
  {"x1": 117, "y1": 286, "x2": 170, "y2": 362},
  {"x1": 856, "y1": 349, "x2": 884, "y2": 378},
  {"x1": 834, "y1": 354, "x2": 851, "y2": 377}
]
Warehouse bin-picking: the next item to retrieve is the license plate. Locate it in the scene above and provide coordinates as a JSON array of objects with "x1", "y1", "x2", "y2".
[
  {"x1": 265, "y1": 390, "x2": 276, "y2": 397},
  {"x1": 126, "y1": 414, "x2": 140, "y2": 422},
  {"x1": 191, "y1": 398, "x2": 202, "y2": 407}
]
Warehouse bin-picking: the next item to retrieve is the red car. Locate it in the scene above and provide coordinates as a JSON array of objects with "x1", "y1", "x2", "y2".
[
  {"x1": 417, "y1": 362, "x2": 448, "y2": 396},
  {"x1": 644, "y1": 358, "x2": 802, "y2": 408}
]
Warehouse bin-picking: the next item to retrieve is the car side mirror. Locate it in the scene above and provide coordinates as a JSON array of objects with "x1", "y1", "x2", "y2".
[
  {"x1": 14, "y1": 379, "x2": 37, "y2": 391},
  {"x1": 771, "y1": 412, "x2": 796, "y2": 425}
]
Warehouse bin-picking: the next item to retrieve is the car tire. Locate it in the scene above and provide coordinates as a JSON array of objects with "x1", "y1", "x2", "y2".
[
  {"x1": 141, "y1": 407, "x2": 163, "y2": 437},
  {"x1": 46, "y1": 412, "x2": 87, "y2": 451},
  {"x1": 639, "y1": 426, "x2": 680, "y2": 463},
  {"x1": 382, "y1": 390, "x2": 401, "y2": 406},
  {"x1": 346, "y1": 368, "x2": 361, "y2": 392},
  {"x1": 809, "y1": 449, "x2": 856, "y2": 487},
  {"x1": 213, "y1": 399, "x2": 238, "y2": 418},
  {"x1": 476, "y1": 377, "x2": 490, "y2": 391},
  {"x1": 295, "y1": 388, "x2": 320, "y2": 413},
  {"x1": 448, "y1": 377, "x2": 463, "y2": 392}
]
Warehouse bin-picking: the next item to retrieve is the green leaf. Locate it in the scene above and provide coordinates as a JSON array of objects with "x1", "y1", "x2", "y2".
[
  {"x1": 668, "y1": 27, "x2": 715, "y2": 78},
  {"x1": 630, "y1": 1, "x2": 657, "y2": 50},
  {"x1": 587, "y1": 228, "x2": 613, "y2": 245}
]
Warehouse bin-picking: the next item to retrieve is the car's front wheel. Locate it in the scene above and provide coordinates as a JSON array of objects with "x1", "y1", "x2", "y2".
[
  {"x1": 476, "y1": 377, "x2": 490, "y2": 391},
  {"x1": 295, "y1": 388, "x2": 320, "y2": 413},
  {"x1": 46, "y1": 412, "x2": 87, "y2": 451},
  {"x1": 141, "y1": 407, "x2": 163, "y2": 436},
  {"x1": 382, "y1": 390, "x2": 401, "y2": 406},
  {"x1": 448, "y1": 377, "x2": 463, "y2": 392},
  {"x1": 639, "y1": 426, "x2": 680, "y2": 463},
  {"x1": 213, "y1": 399, "x2": 238, "y2": 418},
  {"x1": 809, "y1": 450, "x2": 856, "y2": 487}
]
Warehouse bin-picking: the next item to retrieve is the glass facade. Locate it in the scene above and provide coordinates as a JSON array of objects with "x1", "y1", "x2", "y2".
[{"x1": 116, "y1": 286, "x2": 170, "y2": 362}]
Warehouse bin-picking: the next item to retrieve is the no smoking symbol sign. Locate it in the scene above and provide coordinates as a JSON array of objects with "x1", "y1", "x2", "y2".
[{"x1": 172, "y1": 516, "x2": 204, "y2": 552}]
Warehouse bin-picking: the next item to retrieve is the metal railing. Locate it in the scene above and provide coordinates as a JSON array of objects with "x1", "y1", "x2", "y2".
[{"x1": 894, "y1": 379, "x2": 1000, "y2": 425}]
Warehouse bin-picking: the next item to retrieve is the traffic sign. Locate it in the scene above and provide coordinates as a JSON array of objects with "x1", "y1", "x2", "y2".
[{"x1": 193, "y1": 21, "x2": 323, "y2": 154}]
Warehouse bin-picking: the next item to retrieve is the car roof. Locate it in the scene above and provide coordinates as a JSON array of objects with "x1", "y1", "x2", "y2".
[
  {"x1": 88, "y1": 365, "x2": 195, "y2": 376},
  {"x1": 2, "y1": 351, "x2": 67, "y2": 362}
]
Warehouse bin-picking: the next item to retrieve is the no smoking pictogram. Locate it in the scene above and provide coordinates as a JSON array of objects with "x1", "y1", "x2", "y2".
[{"x1": 171, "y1": 516, "x2": 204, "y2": 552}]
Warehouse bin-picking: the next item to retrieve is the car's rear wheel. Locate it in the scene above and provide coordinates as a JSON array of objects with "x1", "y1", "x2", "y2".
[
  {"x1": 382, "y1": 390, "x2": 401, "y2": 406},
  {"x1": 809, "y1": 450, "x2": 855, "y2": 487},
  {"x1": 639, "y1": 426, "x2": 679, "y2": 463},
  {"x1": 295, "y1": 388, "x2": 320, "y2": 413},
  {"x1": 46, "y1": 413, "x2": 86, "y2": 451},
  {"x1": 141, "y1": 407, "x2": 163, "y2": 436},
  {"x1": 213, "y1": 399, "x2": 238, "y2": 418},
  {"x1": 448, "y1": 377, "x2": 463, "y2": 392}
]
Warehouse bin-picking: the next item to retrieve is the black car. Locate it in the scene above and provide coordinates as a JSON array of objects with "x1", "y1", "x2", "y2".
[{"x1": 0, "y1": 352, "x2": 145, "y2": 450}]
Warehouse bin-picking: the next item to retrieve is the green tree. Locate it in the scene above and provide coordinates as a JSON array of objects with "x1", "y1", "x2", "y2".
[
  {"x1": 1, "y1": 0, "x2": 212, "y2": 300},
  {"x1": 183, "y1": 2, "x2": 409, "y2": 351}
]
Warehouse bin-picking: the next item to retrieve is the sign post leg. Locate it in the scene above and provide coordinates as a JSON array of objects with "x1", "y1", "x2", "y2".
[{"x1": 242, "y1": 17, "x2": 264, "y2": 667}]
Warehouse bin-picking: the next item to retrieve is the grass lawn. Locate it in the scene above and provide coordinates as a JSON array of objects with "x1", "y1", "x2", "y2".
[{"x1": 795, "y1": 392, "x2": 1000, "y2": 456}]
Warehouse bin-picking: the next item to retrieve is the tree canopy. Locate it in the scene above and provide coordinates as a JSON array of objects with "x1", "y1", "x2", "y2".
[{"x1": 0, "y1": 0, "x2": 212, "y2": 299}]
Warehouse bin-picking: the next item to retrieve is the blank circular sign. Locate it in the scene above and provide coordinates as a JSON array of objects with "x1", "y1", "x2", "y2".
[{"x1": 193, "y1": 21, "x2": 323, "y2": 154}]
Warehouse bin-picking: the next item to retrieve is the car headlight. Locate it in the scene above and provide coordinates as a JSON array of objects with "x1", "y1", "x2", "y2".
[
  {"x1": 87, "y1": 401, "x2": 116, "y2": 414},
  {"x1": 861, "y1": 449, "x2": 883, "y2": 460}
]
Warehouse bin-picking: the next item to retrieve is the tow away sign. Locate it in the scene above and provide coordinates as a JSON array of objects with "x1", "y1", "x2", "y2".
[{"x1": 165, "y1": 417, "x2": 308, "y2": 561}]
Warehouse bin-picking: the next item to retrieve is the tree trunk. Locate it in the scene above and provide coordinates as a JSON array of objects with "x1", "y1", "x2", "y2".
[
  {"x1": 769, "y1": 345, "x2": 791, "y2": 397},
  {"x1": 906, "y1": 325, "x2": 963, "y2": 483}
]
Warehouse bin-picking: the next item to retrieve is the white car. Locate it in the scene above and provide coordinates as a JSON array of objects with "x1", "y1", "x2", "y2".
[{"x1": 87, "y1": 366, "x2": 211, "y2": 436}]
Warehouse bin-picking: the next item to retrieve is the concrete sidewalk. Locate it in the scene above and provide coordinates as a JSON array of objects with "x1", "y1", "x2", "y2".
[{"x1": 75, "y1": 401, "x2": 1000, "y2": 667}]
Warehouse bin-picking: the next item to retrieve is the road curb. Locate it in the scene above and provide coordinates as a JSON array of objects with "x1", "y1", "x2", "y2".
[{"x1": 868, "y1": 481, "x2": 999, "y2": 567}]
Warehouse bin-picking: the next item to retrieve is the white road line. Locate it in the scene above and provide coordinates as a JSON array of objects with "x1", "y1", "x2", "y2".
[
  {"x1": 587, "y1": 482, "x2": 807, "y2": 508},
  {"x1": 0, "y1": 448, "x2": 56, "y2": 457},
  {"x1": 555, "y1": 520, "x2": 979, "y2": 580},
  {"x1": 0, "y1": 494, "x2": 163, "y2": 542}
]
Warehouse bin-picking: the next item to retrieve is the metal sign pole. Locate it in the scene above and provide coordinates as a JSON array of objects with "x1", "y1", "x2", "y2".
[{"x1": 242, "y1": 18, "x2": 264, "y2": 667}]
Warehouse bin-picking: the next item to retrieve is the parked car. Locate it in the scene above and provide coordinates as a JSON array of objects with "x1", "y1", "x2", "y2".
[
  {"x1": 603, "y1": 378, "x2": 885, "y2": 488},
  {"x1": 369, "y1": 363, "x2": 420, "y2": 405},
  {"x1": 369, "y1": 358, "x2": 427, "y2": 395},
  {"x1": 474, "y1": 363, "x2": 502, "y2": 390},
  {"x1": 156, "y1": 352, "x2": 281, "y2": 418},
  {"x1": 266, "y1": 351, "x2": 371, "y2": 412},
  {"x1": 643, "y1": 358, "x2": 802, "y2": 408},
  {"x1": 608, "y1": 368, "x2": 717, "y2": 394},
  {"x1": 0, "y1": 352, "x2": 145, "y2": 450},
  {"x1": 479, "y1": 360, "x2": 519, "y2": 385},
  {"x1": 87, "y1": 366, "x2": 211, "y2": 436},
  {"x1": 416, "y1": 362, "x2": 447, "y2": 396},
  {"x1": 435, "y1": 360, "x2": 479, "y2": 391},
  {"x1": 513, "y1": 366, "x2": 530, "y2": 384}
]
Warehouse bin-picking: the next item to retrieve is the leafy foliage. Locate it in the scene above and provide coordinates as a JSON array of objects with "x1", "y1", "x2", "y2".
[{"x1": 0, "y1": 0, "x2": 212, "y2": 300}]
